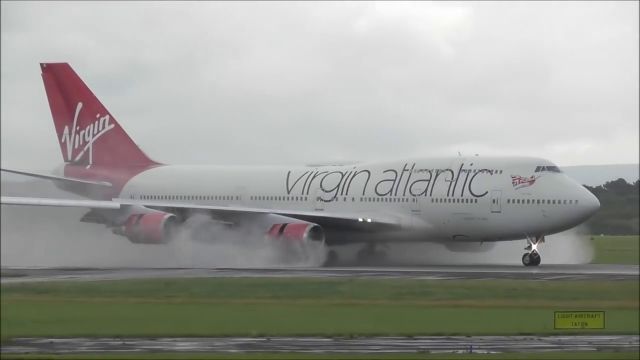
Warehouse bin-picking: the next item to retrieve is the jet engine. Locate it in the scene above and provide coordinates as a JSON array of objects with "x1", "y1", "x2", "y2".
[
  {"x1": 266, "y1": 222, "x2": 325, "y2": 243},
  {"x1": 264, "y1": 221, "x2": 327, "y2": 264},
  {"x1": 114, "y1": 211, "x2": 178, "y2": 244}
]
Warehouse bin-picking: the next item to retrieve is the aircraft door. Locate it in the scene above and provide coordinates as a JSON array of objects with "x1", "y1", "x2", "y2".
[
  {"x1": 314, "y1": 188, "x2": 325, "y2": 211},
  {"x1": 235, "y1": 186, "x2": 247, "y2": 206},
  {"x1": 490, "y1": 190, "x2": 502, "y2": 213}
]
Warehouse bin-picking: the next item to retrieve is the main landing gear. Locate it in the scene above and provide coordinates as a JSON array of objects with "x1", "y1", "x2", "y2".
[
  {"x1": 356, "y1": 242, "x2": 388, "y2": 265},
  {"x1": 323, "y1": 243, "x2": 389, "y2": 267},
  {"x1": 324, "y1": 249, "x2": 339, "y2": 267},
  {"x1": 522, "y1": 235, "x2": 544, "y2": 266}
]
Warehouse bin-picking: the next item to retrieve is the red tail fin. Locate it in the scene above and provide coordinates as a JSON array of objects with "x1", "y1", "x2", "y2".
[{"x1": 41, "y1": 63, "x2": 158, "y2": 167}]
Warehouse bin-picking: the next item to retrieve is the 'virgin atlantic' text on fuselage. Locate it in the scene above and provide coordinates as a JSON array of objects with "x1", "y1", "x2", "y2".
[{"x1": 286, "y1": 163, "x2": 501, "y2": 202}]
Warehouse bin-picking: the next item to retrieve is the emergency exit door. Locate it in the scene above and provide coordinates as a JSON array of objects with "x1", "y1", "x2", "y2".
[{"x1": 490, "y1": 190, "x2": 502, "y2": 213}]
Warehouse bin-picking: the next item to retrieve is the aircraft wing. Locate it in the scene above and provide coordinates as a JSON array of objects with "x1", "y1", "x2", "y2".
[
  {"x1": 0, "y1": 196, "x2": 417, "y2": 232},
  {"x1": 0, "y1": 196, "x2": 121, "y2": 209},
  {"x1": 1, "y1": 168, "x2": 112, "y2": 187}
]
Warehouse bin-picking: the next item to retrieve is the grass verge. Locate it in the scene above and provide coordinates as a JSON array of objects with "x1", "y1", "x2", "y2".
[
  {"x1": 2, "y1": 278, "x2": 638, "y2": 340},
  {"x1": 590, "y1": 235, "x2": 639, "y2": 265}
]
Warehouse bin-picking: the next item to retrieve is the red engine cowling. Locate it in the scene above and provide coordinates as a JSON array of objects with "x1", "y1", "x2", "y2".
[
  {"x1": 266, "y1": 223, "x2": 325, "y2": 243},
  {"x1": 115, "y1": 212, "x2": 178, "y2": 244}
]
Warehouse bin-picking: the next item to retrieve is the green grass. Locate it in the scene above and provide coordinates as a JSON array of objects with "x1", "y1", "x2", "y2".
[
  {"x1": 4, "y1": 302, "x2": 636, "y2": 338},
  {"x1": 2, "y1": 277, "x2": 639, "y2": 304},
  {"x1": 2, "y1": 278, "x2": 638, "y2": 340},
  {"x1": 591, "y1": 235, "x2": 639, "y2": 265},
  {"x1": 2, "y1": 351, "x2": 640, "y2": 360}
]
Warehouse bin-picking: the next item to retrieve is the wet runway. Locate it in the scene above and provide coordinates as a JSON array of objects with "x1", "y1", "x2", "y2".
[
  {"x1": 1, "y1": 264, "x2": 638, "y2": 283},
  {"x1": 2, "y1": 335, "x2": 638, "y2": 354}
]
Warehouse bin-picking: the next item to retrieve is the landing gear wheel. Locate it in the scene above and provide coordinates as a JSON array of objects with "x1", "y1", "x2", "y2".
[
  {"x1": 356, "y1": 248, "x2": 370, "y2": 262},
  {"x1": 529, "y1": 250, "x2": 541, "y2": 266},
  {"x1": 522, "y1": 250, "x2": 541, "y2": 267},
  {"x1": 324, "y1": 249, "x2": 339, "y2": 267},
  {"x1": 356, "y1": 243, "x2": 387, "y2": 265},
  {"x1": 521, "y1": 253, "x2": 531, "y2": 266}
]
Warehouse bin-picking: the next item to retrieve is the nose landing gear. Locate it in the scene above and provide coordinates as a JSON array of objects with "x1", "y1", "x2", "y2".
[
  {"x1": 522, "y1": 250, "x2": 541, "y2": 266},
  {"x1": 522, "y1": 235, "x2": 544, "y2": 266}
]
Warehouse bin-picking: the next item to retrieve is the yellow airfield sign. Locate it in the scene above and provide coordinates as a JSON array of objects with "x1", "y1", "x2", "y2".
[{"x1": 554, "y1": 311, "x2": 605, "y2": 329}]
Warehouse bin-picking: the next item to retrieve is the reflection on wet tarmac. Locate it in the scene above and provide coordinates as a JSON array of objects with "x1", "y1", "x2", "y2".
[
  {"x1": 1, "y1": 264, "x2": 638, "y2": 284},
  {"x1": 2, "y1": 336, "x2": 638, "y2": 354}
]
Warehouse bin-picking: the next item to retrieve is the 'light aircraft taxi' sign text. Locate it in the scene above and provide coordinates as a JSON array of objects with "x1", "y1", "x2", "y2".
[{"x1": 554, "y1": 311, "x2": 605, "y2": 329}]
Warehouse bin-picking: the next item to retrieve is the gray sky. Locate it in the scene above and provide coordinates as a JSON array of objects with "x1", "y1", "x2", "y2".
[{"x1": 1, "y1": 1, "x2": 638, "y2": 171}]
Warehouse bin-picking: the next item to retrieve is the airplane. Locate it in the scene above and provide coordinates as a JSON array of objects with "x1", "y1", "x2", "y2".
[{"x1": 0, "y1": 63, "x2": 600, "y2": 266}]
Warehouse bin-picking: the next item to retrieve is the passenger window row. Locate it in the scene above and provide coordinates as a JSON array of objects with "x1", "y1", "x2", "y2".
[
  {"x1": 507, "y1": 198, "x2": 579, "y2": 205},
  {"x1": 430, "y1": 198, "x2": 479, "y2": 204},
  {"x1": 251, "y1": 195, "x2": 309, "y2": 202},
  {"x1": 140, "y1": 194, "x2": 239, "y2": 201},
  {"x1": 359, "y1": 197, "x2": 417, "y2": 203},
  {"x1": 135, "y1": 194, "x2": 576, "y2": 206},
  {"x1": 413, "y1": 169, "x2": 504, "y2": 174},
  {"x1": 137, "y1": 194, "x2": 421, "y2": 204}
]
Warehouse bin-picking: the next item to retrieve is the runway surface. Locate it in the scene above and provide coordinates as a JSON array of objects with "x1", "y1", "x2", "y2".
[
  {"x1": 2, "y1": 335, "x2": 638, "y2": 354},
  {"x1": 1, "y1": 264, "x2": 638, "y2": 283}
]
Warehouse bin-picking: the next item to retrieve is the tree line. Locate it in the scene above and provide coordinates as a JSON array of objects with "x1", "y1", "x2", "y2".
[{"x1": 584, "y1": 178, "x2": 639, "y2": 235}]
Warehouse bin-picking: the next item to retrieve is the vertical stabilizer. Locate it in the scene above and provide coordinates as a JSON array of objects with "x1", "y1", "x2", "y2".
[{"x1": 40, "y1": 63, "x2": 158, "y2": 167}]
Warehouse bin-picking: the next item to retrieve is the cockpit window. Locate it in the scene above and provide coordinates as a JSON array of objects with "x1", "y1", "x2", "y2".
[{"x1": 535, "y1": 165, "x2": 562, "y2": 173}]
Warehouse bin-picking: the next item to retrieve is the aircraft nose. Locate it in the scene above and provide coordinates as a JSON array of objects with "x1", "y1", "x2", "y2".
[{"x1": 581, "y1": 187, "x2": 600, "y2": 218}]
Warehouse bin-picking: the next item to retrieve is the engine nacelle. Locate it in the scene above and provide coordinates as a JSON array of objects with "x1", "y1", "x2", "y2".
[
  {"x1": 266, "y1": 222, "x2": 325, "y2": 243},
  {"x1": 114, "y1": 212, "x2": 178, "y2": 244}
]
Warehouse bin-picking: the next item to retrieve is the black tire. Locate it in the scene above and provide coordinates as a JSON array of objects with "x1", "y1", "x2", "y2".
[
  {"x1": 357, "y1": 247, "x2": 371, "y2": 263},
  {"x1": 522, "y1": 253, "x2": 531, "y2": 266},
  {"x1": 357, "y1": 248, "x2": 387, "y2": 265},
  {"x1": 324, "y1": 249, "x2": 339, "y2": 267},
  {"x1": 530, "y1": 251, "x2": 541, "y2": 266}
]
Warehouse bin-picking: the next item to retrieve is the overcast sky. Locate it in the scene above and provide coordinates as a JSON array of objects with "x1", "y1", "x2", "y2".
[{"x1": 1, "y1": 1, "x2": 638, "y2": 171}]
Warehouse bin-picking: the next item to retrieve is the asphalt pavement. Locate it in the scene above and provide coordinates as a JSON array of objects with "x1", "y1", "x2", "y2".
[
  {"x1": 1, "y1": 264, "x2": 638, "y2": 283},
  {"x1": 2, "y1": 335, "x2": 638, "y2": 354}
]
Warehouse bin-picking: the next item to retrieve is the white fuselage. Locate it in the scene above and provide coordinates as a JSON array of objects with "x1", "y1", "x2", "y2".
[{"x1": 119, "y1": 156, "x2": 600, "y2": 244}]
